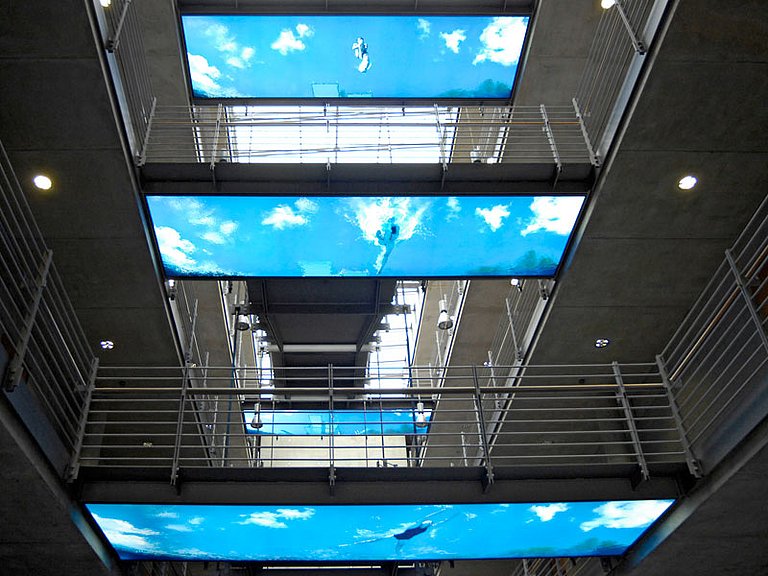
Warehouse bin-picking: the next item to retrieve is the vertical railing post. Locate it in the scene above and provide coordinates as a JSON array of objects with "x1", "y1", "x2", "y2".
[
  {"x1": 725, "y1": 249, "x2": 768, "y2": 353},
  {"x1": 572, "y1": 97, "x2": 600, "y2": 167},
  {"x1": 656, "y1": 355, "x2": 702, "y2": 478},
  {"x1": 105, "y1": 0, "x2": 134, "y2": 52},
  {"x1": 66, "y1": 357, "x2": 99, "y2": 482},
  {"x1": 505, "y1": 297, "x2": 523, "y2": 362},
  {"x1": 328, "y1": 364, "x2": 336, "y2": 494},
  {"x1": 471, "y1": 365, "x2": 494, "y2": 490},
  {"x1": 613, "y1": 0, "x2": 647, "y2": 55},
  {"x1": 210, "y1": 103, "x2": 223, "y2": 170},
  {"x1": 136, "y1": 96, "x2": 157, "y2": 166},
  {"x1": 612, "y1": 361, "x2": 650, "y2": 481},
  {"x1": 540, "y1": 104, "x2": 562, "y2": 175},
  {"x1": 3, "y1": 249, "x2": 53, "y2": 392},
  {"x1": 171, "y1": 300, "x2": 198, "y2": 485}
]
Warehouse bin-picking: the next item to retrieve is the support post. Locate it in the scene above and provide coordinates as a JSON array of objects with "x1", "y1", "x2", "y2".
[
  {"x1": 505, "y1": 297, "x2": 523, "y2": 362},
  {"x1": 171, "y1": 300, "x2": 198, "y2": 485},
  {"x1": 210, "y1": 103, "x2": 223, "y2": 170},
  {"x1": 4, "y1": 249, "x2": 53, "y2": 392},
  {"x1": 572, "y1": 97, "x2": 600, "y2": 167},
  {"x1": 540, "y1": 104, "x2": 562, "y2": 175},
  {"x1": 614, "y1": 0, "x2": 647, "y2": 55},
  {"x1": 66, "y1": 357, "x2": 99, "y2": 482},
  {"x1": 471, "y1": 365, "x2": 494, "y2": 490},
  {"x1": 725, "y1": 249, "x2": 768, "y2": 353},
  {"x1": 656, "y1": 355, "x2": 702, "y2": 477},
  {"x1": 136, "y1": 96, "x2": 157, "y2": 166},
  {"x1": 613, "y1": 361, "x2": 650, "y2": 481},
  {"x1": 105, "y1": 0, "x2": 133, "y2": 53},
  {"x1": 328, "y1": 364, "x2": 336, "y2": 494}
]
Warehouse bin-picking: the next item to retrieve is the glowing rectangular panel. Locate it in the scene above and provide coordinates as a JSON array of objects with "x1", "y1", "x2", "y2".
[
  {"x1": 86, "y1": 500, "x2": 674, "y2": 561},
  {"x1": 243, "y1": 409, "x2": 431, "y2": 435},
  {"x1": 146, "y1": 195, "x2": 584, "y2": 278},
  {"x1": 181, "y1": 15, "x2": 530, "y2": 99}
]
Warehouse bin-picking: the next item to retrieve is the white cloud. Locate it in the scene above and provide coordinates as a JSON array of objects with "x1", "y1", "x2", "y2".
[
  {"x1": 473, "y1": 17, "x2": 528, "y2": 66},
  {"x1": 93, "y1": 515, "x2": 159, "y2": 551},
  {"x1": 226, "y1": 56, "x2": 246, "y2": 69},
  {"x1": 520, "y1": 196, "x2": 583, "y2": 236},
  {"x1": 165, "y1": 524, "x2": 193, "y2": 532},
  {"x1": 155, "y1": 511, "x2": 177, "y2": 519},
  {"x1": 275, "y1": 508, "x2": 315, "y2": 520},
  {"x1": 580, "y1": 500, "x2": 673, "y2": 532},
  {"x1": 241, "y1": 46, "x2": 255, "y2": 61},
  {"x1": 294, "y1": 197, "x2": 318, "y2": 213},
  {"x1": 187, "y1": 54, "x2": 222, "y2": 95},
  {"x1": 220, "y1": 221, "x2": 238, "y2": 235},
  {"x1": 262, "y1": 198, "x2": 317, "y2": 229},
  {"x1": 155, "y1": 226, "x2": 196, "y2": 268},
  {"x1": 530, "y1": 503, "x2": 569, "y2": 522},
  {"x1": 202, "y1": 231, "x2": 226, "y2": 245},
  {"x1": 446, "y1": 197, "x2": 461, "y2": 220},
  {"x1": 188, "y1": 517, "x2": 204, "y2": 526},
  {"x1": 295, "y1": 23, "x2": 314, "y2": 38},
  {"x1": 271, "y1": 29, "x2": 306, "y2": 55},
  {"x1": 476, "y1": 204, "x2": 511, "y2": 231},
  {"x1": 239, "y1": 508, "x2": 315, "y2": 529},
  {"x1": 204, "y1": 23, "x2": 237, "y2": 53},
  {"x1": 441, "y1": 29, "x2": 466, "y2": 54},
  {"x1": 417, "y1": 18, "x2": 431, "y2": 39}
]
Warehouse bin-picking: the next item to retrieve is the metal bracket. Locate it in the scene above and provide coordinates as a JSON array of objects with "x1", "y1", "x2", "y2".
[
  {"x1": 540, "y1": 104, "x2": 562, "y2": 175},
  {"x1": 656, "y1": 355, "x2": 702, "y2": 478},
  {"x1": 572, "y1": 98, "x2": 600, "y2": 167},
  {"x1": 66, "y1": 357, "x2": 99, "y2": 482},
  {"x1": 136, "y1": 96, "x2": 157, "y2": 166},
  {"x1": 614, "y1": 0, "x2": 647, "y2": 55},
  {"x1": 4, "y1": 250, "x2": 53, "y2": 393},
  {"x1": 726, "y1": 249, "x2": 768, "y2": 354},
  {"x1": 105, "y1": 0, "x2": 133, "y2": 53},
  {"x1": 471, "y1": 365, "x2": 494, "y2": 491},
  {"x1": 613, "y1": 361, "x2": 650, "y2": 481}
]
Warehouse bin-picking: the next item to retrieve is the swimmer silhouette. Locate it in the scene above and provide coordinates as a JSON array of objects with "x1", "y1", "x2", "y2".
[
  {"x1": 339, "y1": 507, "x2": 456, "y2": 553},
  {"x1": 352, "y1": 36, "x2": 372, "y2": 73},
  {"x1": 375, "y1": 218, "x2": 400, "y2": 275},
  {"x1": 394, "y1": 521, "x2": 432, "y2": 540}
]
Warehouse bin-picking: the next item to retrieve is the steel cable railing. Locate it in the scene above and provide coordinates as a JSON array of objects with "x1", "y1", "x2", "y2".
[
  {"x1": 140, "y1": 105, "x2": 595, "y2": 167},
  {"x1": 0, "y1": 140, "x2": 96, "y2": 464},
  {"x1": 660, "y1": 196, "x2": 768, "y2": 473},
  {"x1": 75, "y1": 362, "x2": 688, "y2": 480}
]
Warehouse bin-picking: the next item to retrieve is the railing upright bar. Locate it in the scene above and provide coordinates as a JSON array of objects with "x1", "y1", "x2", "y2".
[
  {"x1": 105, "y1": 0, "x2": 133, "y2": 52},
  {"x1": 472, "y1": 365, "x2": 494, "y2": 489},
  {"x1": 725, "y1": 249, "x2": 768, "y2": 353},
  {"x1": 3, "y1": 249, "x2": 53, "y2": 392},
  {"x1": 66, "y1": 357, "x2": 99, "y2": 481},
  {"x1": 656, "y1": 355, "x2": 701, "y2": 478},
  {"x1": 613, "y1": 0, "x2": 647, "y2": 55},
  {"x1": 171, "y1": 299, "x2": 198, "y2": 485},
  {"x1": 612, "y1": 361, "x2": 650, "y2": 481},
  {"x1": 328, "y1": 363, "x2": 336, "y2": 492}
]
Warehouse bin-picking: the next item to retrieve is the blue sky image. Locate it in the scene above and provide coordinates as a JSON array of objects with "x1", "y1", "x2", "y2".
[
  {"x1": 242, "y1": 409, "x2": 430, "y2": 436},
  {"x1": 146, "y1": 195, "x2": 585, "y2": 278},
  {"x1": 182, "y1": 15, "x2": 530, "y2": 99},
  {"x1": 86, "y1": 500, "x2": 674, "y2": 562}
]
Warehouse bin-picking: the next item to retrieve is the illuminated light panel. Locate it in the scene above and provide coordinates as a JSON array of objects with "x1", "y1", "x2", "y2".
[
  {"x1": 242, "y1": 409, "x2": 431, "y2": 436},
  {"x1": 146, "y1": 195, "x2": 585, "y2": 278},
  {"x1": 181, "y1": 15, "x2": 530, "y2": 100},
  {"x1": 86, "y1": 500, "x2": 675, "y2": 561}
]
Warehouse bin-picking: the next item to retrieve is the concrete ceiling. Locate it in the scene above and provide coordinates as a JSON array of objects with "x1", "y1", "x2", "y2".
[{"x1": 0, "y1": 0, "x2": 767, "y2": 575}]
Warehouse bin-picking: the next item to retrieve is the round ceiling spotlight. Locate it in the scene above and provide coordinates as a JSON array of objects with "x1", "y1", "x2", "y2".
[
  {"x1": 33, "y1": 174, "x2": 53, "y2": 190},
  {"x1": 594, "y1": 338, "x2": 610, "y2": 348},
  {"x1": 100, "y1": 0, "x2": 112, "y2": 7},
  {"x1": 678, "y1": 175, "x2": 698, "y2": 190},
  {"x1": 100, "y1": 340, "x2": 115, "y2": 350},
  {"x1": 601, "y1": 0, "x2": 616, "y2": 9}
]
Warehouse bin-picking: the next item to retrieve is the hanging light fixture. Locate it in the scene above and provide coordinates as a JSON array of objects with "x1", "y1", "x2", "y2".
[
  {"x1": 415, "y1": 401, "x2": 428, "y2": 428},
  {"x1": 250, "y1": 404, "x2": 263, "y2": 429},
  {"x1": 235, "y1": 313, "x2": 251, "y2": 331},
  {"x1": 437, "y1": 299, "x2": 453, "y2": 330}
]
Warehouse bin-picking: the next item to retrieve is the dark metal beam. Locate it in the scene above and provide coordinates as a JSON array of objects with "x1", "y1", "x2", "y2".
[{"x1": 77, "y1": 465, "x2": 683, "y2": 505}]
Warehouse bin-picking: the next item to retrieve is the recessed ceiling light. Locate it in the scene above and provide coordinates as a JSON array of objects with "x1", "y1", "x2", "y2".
[
  {"x1": 601, "y1": 0, "x2": 616, "y2": 9},
  {"x1": 33, "y1": 175, "x2": 52, "y2": 190},
  {"x1": 595, "y1": 338, "x2": 610, "y2": 348},
  {"x1": 678, "y1": 175, "x2": 698, "y2": 190},
  {"x1": 100, "y1": 340, "x2": 115, "y2": 350},
  {"x1": 99, "y1": 0, "x2": 112, "y2": 7}
]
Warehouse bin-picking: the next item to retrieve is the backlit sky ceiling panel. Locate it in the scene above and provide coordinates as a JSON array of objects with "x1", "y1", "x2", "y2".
[
  {"x1": 146, "y1": 195, "x2": 584, "y2": 278},
  {"x1": 181, "y1": 15, "x2": 530, "y2": 99},
  {"x1": 86, "y1": 500, "x2": 674, "y2": 562},
  {"x1": 242, "y1": 409, "x2": 431, "y2": 435}
]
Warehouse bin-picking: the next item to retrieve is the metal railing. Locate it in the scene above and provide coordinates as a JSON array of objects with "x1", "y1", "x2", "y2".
[
  {"x1": 574, "y1": 0, "x2": 668, "y2": 163},
  {"x1": 140, "y1": 104, "x2": 595, "y2": 167},
  {"x1": 659, "y1": 196, "x2": 768, "y2": 474},
  {"x1": 75, "y1": 362, "x2": 689, "y2": 482},
  {"x1": 94, "y1": 0, "x2": 156, "y2": 156},
  {"x1": 0, "y1": 140, "x2": 96, "y2": 468}
]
